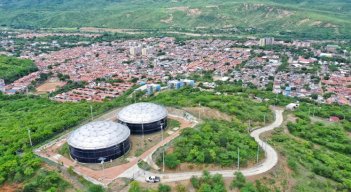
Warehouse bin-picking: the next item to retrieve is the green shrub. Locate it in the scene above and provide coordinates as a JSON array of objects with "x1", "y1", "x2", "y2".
[
  {"x1": 129, "y1": 181, "x2": 141, "y2": 192},
  {"x1": 164, "y1": 154, "x2": 180, "y2": 169},
  {"x1": 287, "y1": 158, "x2": 298, "y2": 172},
  {"x1": 88, "y1": 185, "x2": 105, "y2": 192},
  {"x1": 231, "y1": 172, "x2": 246, "y2": 189},
  {"x1": 175, "y1": 184, "x2": 187, "y2": 192},
  {"x1": 158, "y1": 184, "x2": 171, "y2": 192},
  {"x1": 169, "y1": 120, "x2": 258, "y2": 167}
]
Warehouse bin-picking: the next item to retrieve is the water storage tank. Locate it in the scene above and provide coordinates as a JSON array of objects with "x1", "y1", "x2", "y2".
[
  {"x1": 117, "y1": 102, "x2": 168, "y2": 134},
  {"x1": 67, "y1": 121, "x2": 130, "y2": 163}
]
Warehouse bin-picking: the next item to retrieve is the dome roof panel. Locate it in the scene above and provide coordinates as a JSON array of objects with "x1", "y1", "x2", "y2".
[
  {"x1": 68, "y1": 121, "x2": 130, "y2": 150},
  {"x1": 117, "y1": 102, "x2": 167, "y2": 124}
]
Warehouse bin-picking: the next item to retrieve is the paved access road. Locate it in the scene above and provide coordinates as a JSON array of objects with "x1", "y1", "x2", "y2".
[{"x1": 119, "y1": 108, "x2": 284, "y2": 182}]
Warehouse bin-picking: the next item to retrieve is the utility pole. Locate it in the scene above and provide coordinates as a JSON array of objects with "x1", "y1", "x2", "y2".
[
  {"x1": 198, "y1": 102, "x2": 201, "y2": 119},
  {"x1": 142, "y1": 123, "x2": 145, "y2": 148},
  {"x1": 256, "y1": 144, "x2": 260, "y2": 164},
  {"x1": 27, "y1": 128, "x2": 33, "y2": 147},
  {"x1": 102, "y1": 160, "x2": 105, "y2": 179},
  {"x1": 161, "y1": 123, "x2": 165, "y2": 173},
  {"x1": 98, "y1": 157, "x2": 106, "y2": 180},
  {"x1": 142, "y1": 105, "x2": 145, "y2": 149},
  {"x1": 134, "y1": 91, "x2": 136, "y2": 103},
  {"x1": 90, "y1": 105, "x2": 93, "y2": 121},
  {"x1": 275, "y1": 93, "x2": 278, "y2": 106},
  {"x1": 248, "y1": 120, "x2": 251, "y2": 133},
  {"x1": 237, "y1": 147, "x2": 240, "y2": 170},
  {"x1": 264, "y1": 113, "x2": 266, "y2": 125},
  {"x1": 122, "y1": 142, "x2": 125, "y2": 158}
]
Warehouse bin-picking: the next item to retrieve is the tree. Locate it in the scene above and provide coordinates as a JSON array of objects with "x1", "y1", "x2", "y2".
[
  {"x1": 175, "y1": 184, "x2": 187, "y2": 192},
  {"x1": 13, "y1": 172, "x2": 24, "y2": 182},
  {"x1": 191, "y1": 176, "x2": 200, "y2": 189},
  {"x1": 129, "y1": 181, "x2": 141, "y2": 192},
  {"x1": 88, "y1": 185, "x2": 105, "y2": 192},
  {"x1": 241, "y1": 182, "x2": 257, "y2": 192},
  {"x1": 158, "y1": 184, "x2": 171, "y2": 192},
  {"x1": 198, "y1": 184, "x2": 212, "y2": 192},
  {"x1": 231, "y1": 172, "x2": 246, "y2": 189},
  {"x1": 255, "y1": 180, "x2": 270, "y2": 192},
  {"x1": 191, "y1": 172, "x2": 226, "y2": 192},
  {"x1": 24, "y1": 167, "x2": 34, "y2": 176},
  {"x1": 164, "y1": 154, "x2": 180, "y2": 169},
  {"x1": 311, "y1": 94, "x2": 318, "y2": 100}
]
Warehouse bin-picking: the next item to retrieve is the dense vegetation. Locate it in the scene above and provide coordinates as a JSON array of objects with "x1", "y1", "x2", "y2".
[
  {"x1": 0, "y1": 92, "x2": 132, "y2": 190},
  {"x1": 128, "y1": 181, "x2": 172, "y2": 192},
  {"x1": 164, "y1": 120, "x2": 259, "y2": 167},
  {"x1": 231, "y1": 172, "x2": 271, "y2": 192},
  {"x1": 190, "y1": 171, "x2": 226, "y2": 191},
  {"x1": 22, "y1": 169, "x2": 70, "y2": 192},
  {"x1": 0, "y1": 0, "x2": 350, "y2": 39},
  {"x1": 149, "y1": 88, "x2": 271, "y2": 168},
  {"x1": 0, "y1": 55, "x2": 37, "y2": 83},
  {"x1": 150, "y1": 87, "x2": 273, "y2": 123},
  {"x1": 0, "y1": 74, "x2": 350, "y2": 191},
  {"x1": 271, "y1": 102, "x2": 351, "y2": 191}
]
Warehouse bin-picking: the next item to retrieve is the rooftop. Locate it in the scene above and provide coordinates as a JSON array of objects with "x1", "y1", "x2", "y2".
[
  {"x1": 117, "y1": 102, "x2": 167, "y2": 124},
  {"x1": 67, "y1": 121, "x2": 130, "y2": 150}
]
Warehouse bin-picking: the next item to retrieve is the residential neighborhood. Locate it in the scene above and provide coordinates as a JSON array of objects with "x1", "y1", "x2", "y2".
[{"x1": 0, "y1": 32, "x2": 350, "y2": 105}]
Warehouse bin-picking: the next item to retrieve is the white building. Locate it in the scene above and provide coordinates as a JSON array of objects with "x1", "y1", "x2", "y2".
[
  {"x1": 286, "y1": 103, "x2": 299, "y2": 111},
  {"x1": 130, "y1": 46, "x2": 142, "y2": 56},
  {"x1": 142, "y1": 47, "x2": 154, "y2": 56},
  {"x1": 259, "y1": 37, "x2": 275, "y2": 47}
]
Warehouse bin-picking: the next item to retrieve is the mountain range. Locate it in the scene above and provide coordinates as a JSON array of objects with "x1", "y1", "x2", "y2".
[{"x1": 0, "y1": 0, "x2": 350, "y2": 39}]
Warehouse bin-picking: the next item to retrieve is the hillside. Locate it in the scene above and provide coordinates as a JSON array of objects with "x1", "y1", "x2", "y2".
[
  {"x1": 0, "y1": 55, "x2": 37, "y2": 83},
  {"x1": 0, "y1": 0, "x2": 350, "y2": 39}
]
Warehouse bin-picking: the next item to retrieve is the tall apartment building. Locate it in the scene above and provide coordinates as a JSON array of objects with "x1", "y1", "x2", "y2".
[
  {"x1": 259, "y1": 37, "x2": 275, "y2": 47},
  {"x1": 130, "y1": 46, "x2": 142, "y2": 56},
  {"x1": 142, "y1": 47, "x2": 154, "y2": 56}
]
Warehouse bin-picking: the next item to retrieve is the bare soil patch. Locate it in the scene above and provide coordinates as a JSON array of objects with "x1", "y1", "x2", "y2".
[
  {"x1": 36, "y1": 79, "x2": 66, "y2": 94},
  {"x1": 160, "y1": 14, "x2": 173, "y2": 24},
  {"x1": 310, "y1": 116, "x2": 335, "y2": 125},
  {"x1": 0, "y1": 183, "x2": 22, "y2": 192},
  {"x1": 187, "y1": 8, "x2": 201, "y2": 16},
  {"x1": 297, "y1": 19, "x2": 310, "y2": 25},
  {"x1": 167, "y1": 6, "x2": 189, "y2": 11},
  {"x1": 167, "y1": 6, "x2": 202, "y2": 16},
  {"x1": 80, "y1": 27, "x2": 142, "y2": 34},
  {"x1": 310, "y1": 21, "x2": 322, "y2": 26},
  {"x1": 183, "y1": 107, "x2": 232, "y2": 121},
  {"x1": 160, "y1": 160, "x2": 262, "y2": 174},
  {"x1": 286, "y1": 114, "x2": 297, "y2": 123}
]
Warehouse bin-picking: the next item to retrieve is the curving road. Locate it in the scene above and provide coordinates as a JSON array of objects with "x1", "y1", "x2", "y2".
[{"x1": 118, "y1": 108, "x2": 284, "y2": 182}]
